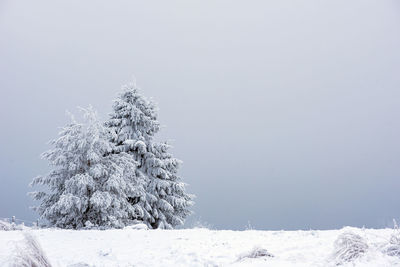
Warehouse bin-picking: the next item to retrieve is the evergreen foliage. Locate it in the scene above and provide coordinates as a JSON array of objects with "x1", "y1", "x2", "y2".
[{"x1": 107, "y1": 83, "x2": 193, "y2": 229}]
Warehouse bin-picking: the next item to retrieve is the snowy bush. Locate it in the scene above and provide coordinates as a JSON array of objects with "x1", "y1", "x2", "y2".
[
  {"x1": 106, "y1": 82, "x2": 194, "y2": 229},
  {"x1": 331, "y1": 232, "x2": 368, "y2": 265},
  {"x1": 0, "y1": 220, "x2": 14, "y2": 231},
  {"x1": 0, "y1": 219, "x2": 26, "y2": 231},
  {"x1": 12, "y1": 232, "x2": 52, "y2": 267},
  {"x1": 238, "y1": 246, "x2": 274, "y2": 261},
  {"x1": 384, "y1": 232, "x2": 400, "y2": 258},
  {"x1": 383, "y1": 221, "x2": 400, "y2": 258},
  {"x1": 30, "y1": 106, "x2": 146, "y2": 229}
]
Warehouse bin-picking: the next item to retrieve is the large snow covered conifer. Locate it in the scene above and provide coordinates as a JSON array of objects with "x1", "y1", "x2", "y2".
[
  {"x1": 30, "y1": 106, "x2": 146, "y2": 229},
  {"x1": 107, "y1": 83, "x2": 193, "y2": 229}
]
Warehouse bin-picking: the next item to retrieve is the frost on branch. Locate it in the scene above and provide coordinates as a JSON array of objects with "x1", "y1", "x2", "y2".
[
  {"x1": 12, "y1": 232, "x2": 52, "y2": 267},
  {"x1": 331, "y1": 231, "x2": 368, "y2": 265}
]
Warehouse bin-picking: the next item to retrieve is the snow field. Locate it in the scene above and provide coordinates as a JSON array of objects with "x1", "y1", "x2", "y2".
[{"x1": 0, "y1": 227, "x2": 399, "y2": 266}]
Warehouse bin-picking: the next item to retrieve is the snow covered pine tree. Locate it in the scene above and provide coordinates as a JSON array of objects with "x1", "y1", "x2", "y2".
[
  {"x1": 107, "y1": 82, "x2": 194, "y2": 229},
  {"x1": 30, "y1": 106, "x2": 146, "y2": 229}
]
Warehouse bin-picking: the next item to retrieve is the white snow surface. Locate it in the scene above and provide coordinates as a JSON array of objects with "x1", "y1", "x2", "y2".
[{"x1": 0, "y1": 227, "x2": 399, "y2": 266}]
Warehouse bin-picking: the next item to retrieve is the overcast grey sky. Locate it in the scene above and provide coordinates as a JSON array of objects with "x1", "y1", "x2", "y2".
[{"x1": 1, "y1": 0, "x2": 400, "y2": 230}]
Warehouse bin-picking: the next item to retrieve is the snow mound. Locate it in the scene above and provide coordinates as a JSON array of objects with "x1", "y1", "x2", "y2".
[
  {"x1": 238, "y1": 246, "x2": 274, "y2": 261},
  {"x1": 331, "y1": 231, "x2": 368, "y2": 265},
  {"x1": 124, "y1": 223, "x2": 149, "y2": 230}
]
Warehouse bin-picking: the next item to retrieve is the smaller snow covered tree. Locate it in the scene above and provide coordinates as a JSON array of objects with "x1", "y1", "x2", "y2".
[
  {"x1": 30, "y1": 106, "x2": 146, "y2": 229},
  {"x1": 139, "y1": 141, "x2": 193, "y2": 229}
]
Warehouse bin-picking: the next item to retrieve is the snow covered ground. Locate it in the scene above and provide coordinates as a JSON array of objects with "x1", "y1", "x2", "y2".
[{"x1": 0, "y1": 227, "x2": 399, "y2": 266}]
